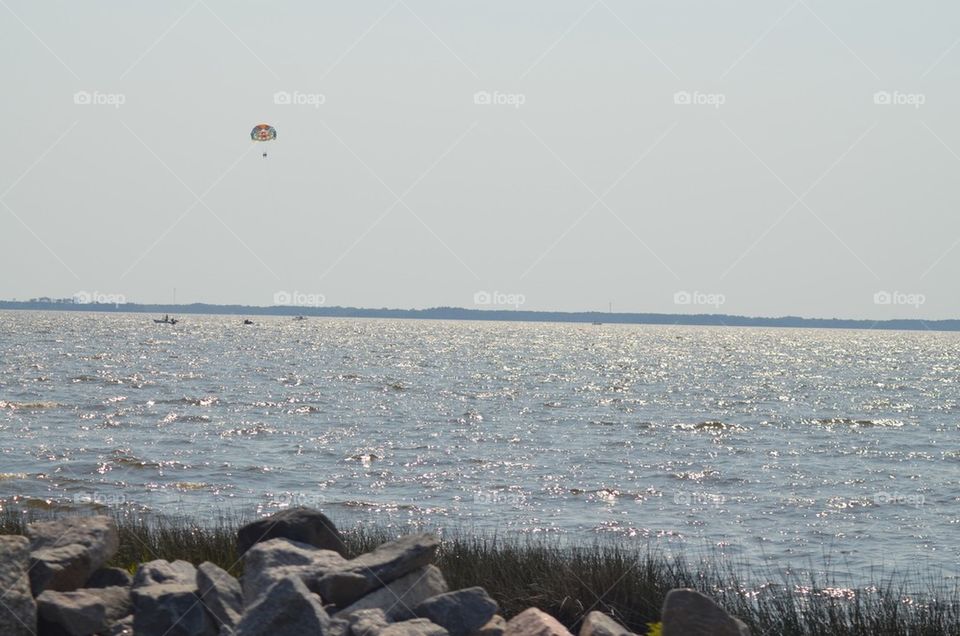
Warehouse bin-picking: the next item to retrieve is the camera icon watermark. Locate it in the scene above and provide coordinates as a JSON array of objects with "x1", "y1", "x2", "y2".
[
  {"x1": 73, "y1": 90, "x2": 126, "y2": 109},
  {"x1": 274, "y1": 90, "x2": 326, "y2": 108},
  {"x1": 873, "y1": 491, "x2": 924, "y2": 507},
  {"x1": 673, "y1": 290, "x2": 725, "y2": 308},
  {"x1": 673, "y1": 492, "x2": 725, "y2": 507},
  {"x1": 673, "y1": 90, "x2": 726, "y2": 109},
  {"x1": 873, "y1": 290, "x2": 925, "y2": 308},
  {"x1": 473, "y1": 90, "x2": 526, "y2": 109},
  {"x1": 73, "y1": 291, "x2": 127, "y2": 306},
  {"x1": 474, "y1": 290, "x2": 526, "y2": 309},
  {"x1": 873, "y1": 90, "x2": 925, "y2": 109},
  {"x1": 273, "y1": 290, "x2": 326, "y2": 307}
]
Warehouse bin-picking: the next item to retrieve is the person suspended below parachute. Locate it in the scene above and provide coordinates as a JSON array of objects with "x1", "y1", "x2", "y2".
[{"x1": 250, "y1": 124, "x2": 277, "y2": 158}]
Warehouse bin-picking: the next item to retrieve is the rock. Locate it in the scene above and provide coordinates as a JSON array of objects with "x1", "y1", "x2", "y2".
[
  {"x1": 577, "y1": 612, "x2": 634, "y2": 636},
  {"x1": 0, "y1": 535, "x2": 37, "y2": 636},
  {"x1": 413, "y1": 587, "x2": 498, "y2": 636},
  {"x1": 27, "y1": 516, "x2": 119, "y2": 595},
  {"x1": 237, "y1": 507, "x2": 348, "y2": 557},
  {"x1": 235, "y1": 576, "x2": 330, "y2": 636},
  {"x1": 327, "y1": 616, "x2": 352, "y2": 636},
  {"x1": 505, "y1": 608, "x2": 572, "y2": 636},
  {"x1": 243, "y1": 534, "x2": 439, "y2": 609},
  {"x1": 36, "y1": 615, "x2": 72, "y2": 636},
  {"x1": 347, "y1": 608, "x2": 390, "y2": 636},
  {"x1": 133, "y1": 559, "x2": 198, "y2": 588},
  {"x1": 132, "y1": 583, "x2": 216, "y2": 636},
  {"x1": 379, "y1": 619, "x2": 449, "y2": 636},
  {"x1": 106, "y1": 614, "x2": 133, "y2": 635},
  {"x1": 316, "y1": 534, "x2": 439, "y2": 607},
  {"x1": 196, "y1": 561, "x2": 243, "y2": 632},
  {"x1": 86, "y1": 567, "x2": 133, "y2": 589},
  {"x1": 661, "y1": 589, "x2": 750, "y2": 636},
  {"x1": 241, "y1": 538, "x2": 348, "y2": 606},
  {"x1": 473, "y1": 615, "x2": 506, "y2": 636},
  {"x1": 36, "y1": 586, "x2": 132, "y2": 636},
  {"x1": 336, "y1": 565, "x2": 448, "y2": 621}
]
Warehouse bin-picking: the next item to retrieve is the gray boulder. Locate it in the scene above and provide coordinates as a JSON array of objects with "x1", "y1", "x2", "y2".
[
  {"x1": 36, "y1": 586, "x2": 132, "y2": 636},
  {"x1": 132, "y1": 583, "x2": 216, "y2": 636},
  {"x1": 313, "y1": 570, "x2": 370, "y2": 608},
  {"x1": 413, "y1": 587, "x2": 498, "y2": 636},
  {"x1": 236, "y1": 576, "x2": 331, "y2": 636},
  {"x1": 133, "y1": 559, "x2": 198, "y2": 588},
  {"x1": 86, "y1": 567, "x2": 133, "y2": 589},
  {"x1": 0, "y1": 535, "x2": 37, "y2": 636},
  {"x1": 577, "y1": 612, "x2": 634, "y2": 636},
  {"x1": 237, "y1": 507, "x2": 348, "y2": 556},
  {"x1": 380, "y1": 619, "x2": 449, "y2": 636},
  {"x1": 336, "y1": 565, "x2": 448, "y2": 621},
  {"x1": 196, "y1": 561, "x2": 243, "y2": 632},
  {"x1": 347, "y1": 608, "x2": 390, "y2": 636},
  {"x1": 316, "y1": 533, "x2": 439, "y2": 607},
  {"x1": 106, "y1": 614, "x2": 133, "y2": 635},
  {"x1": 27, "y1": 516, "x2": 119, "y2": 595},
  {"x1": 243, "y1": 534, "x2": 439, "y2": 609},
  {"x1": 661, "y1": 588, "x2": 750, "y2": 636},
  {"x1": 328, "y1": 616, "x2": 352, "y2": 636},
  {"x1": 473, "y1": 615, "x2": 506, "y2": 636},
  {"x1": 241, "y1": 538, "x2": 347, "y2": 606},
  {"x1": 505, "y1": 608, "x2": 572, "y2": 636}
]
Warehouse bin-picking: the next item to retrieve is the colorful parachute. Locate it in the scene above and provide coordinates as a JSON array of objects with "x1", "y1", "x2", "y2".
[
  {"x1": 251, "y1": 124, "x2": 277, "y2": 141},
  {"x1": 251, "y1": 124, "x2": 276, "y2": 157}
]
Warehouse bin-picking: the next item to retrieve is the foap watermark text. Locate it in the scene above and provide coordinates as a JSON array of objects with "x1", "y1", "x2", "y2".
[
  {"x1": 474, "y1": 290, "x2": 525, "y2": 309},
  {"x1": 674, "y1": 290, "x2": 725, "y2": 308},
  {"x1": 873, "y1": 90, "x2": 925, "y2": 109},
  {"x1": 274, "y1": 90, "x2": 326, "y2": 108},
  {"x1": 74, "y1": 90, "x2": 125, "y2": 108},
  {"x1": 474, "y1": 90, "x2": 526, "y2": 109},
  {"x1": 874, "y1": 290, "x2": 925, "y2": 308},
  {"x1": 274, "y1": 291, "x2": 326, "y2": 307},
  {"x1": 674, "y1": 90, "x2": 725, "y2": 109},
  {"x1": 74, "y1": 291, "x2": 127, "y2": 306}
]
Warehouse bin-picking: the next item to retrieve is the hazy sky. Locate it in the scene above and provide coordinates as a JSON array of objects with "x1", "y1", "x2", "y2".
[{"x1": 2, "y1": 1, "x2": 958, "y2": 319}]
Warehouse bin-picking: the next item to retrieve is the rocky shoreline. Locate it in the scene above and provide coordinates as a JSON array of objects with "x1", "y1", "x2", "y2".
[{"x1": 0, "y1": 509, "x2": 750, "y2": 636}]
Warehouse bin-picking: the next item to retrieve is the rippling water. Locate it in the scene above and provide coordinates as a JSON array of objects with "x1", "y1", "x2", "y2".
[{"x1": 2, "y1": 311, "x2": 958, "y2": 580}]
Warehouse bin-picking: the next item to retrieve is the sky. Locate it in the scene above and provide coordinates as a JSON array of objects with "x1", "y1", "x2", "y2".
[{"x1": 1, "y1": 1, "x2": 958, "y2": 319}]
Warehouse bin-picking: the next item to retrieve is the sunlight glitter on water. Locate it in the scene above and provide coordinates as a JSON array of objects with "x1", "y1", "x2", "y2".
[{"x1": 1, "y1": 310, "x2": 958, "y2": 582}]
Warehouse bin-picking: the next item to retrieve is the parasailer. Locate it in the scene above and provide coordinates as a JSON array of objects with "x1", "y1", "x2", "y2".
[{"x1": 250, "y1": 124, "x2": 276, "y2": 157}]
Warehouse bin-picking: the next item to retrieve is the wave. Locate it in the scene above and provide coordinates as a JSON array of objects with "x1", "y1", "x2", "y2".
[
  {"x1": 673, "y1": 421, "x2": 747, "y2": 432},
  {"x1": 0, "y1": 400, "x2": 59, "y2": 410},
  {"x1": 804, "y1": 417, "x2": 905, "y2": 428},
  {"x1": 112, "y1": 452, "x2": 161, "y2": 468},
  {"x1": 157, "y1": 396, "x2": 220, "y2": 407},
  {"x1": 671, "y1": 469, "x2": 722, "y2": 481},
  {"x1": 164, "y1": 414, "x2": 212, "y2": 424},
  {"x1": 220, "y1": 423, "x2": 276, "y2": 437}
]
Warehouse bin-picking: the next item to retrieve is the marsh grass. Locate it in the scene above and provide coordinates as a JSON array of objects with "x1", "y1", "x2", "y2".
[{"x1": 2, "y1": 508, "x2": 957, "y2": 635}]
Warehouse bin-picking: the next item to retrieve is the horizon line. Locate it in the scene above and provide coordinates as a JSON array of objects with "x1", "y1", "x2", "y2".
[{"x1": 1, "y1": 299, "x2": 957, "y2": 332}]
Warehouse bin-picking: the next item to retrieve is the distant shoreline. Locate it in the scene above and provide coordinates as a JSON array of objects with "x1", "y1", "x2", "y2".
[{"x1": 2, "y1": 300, "x2": 959, "y2": 332}]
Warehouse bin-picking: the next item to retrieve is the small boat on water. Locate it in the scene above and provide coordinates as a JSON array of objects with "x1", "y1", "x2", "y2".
[
  {"x1": 154, "y1": 315, "x2": 178, "y2": 325},
  {"x1": 243, "y1": 319, "x2": 254, "y2": 325}
]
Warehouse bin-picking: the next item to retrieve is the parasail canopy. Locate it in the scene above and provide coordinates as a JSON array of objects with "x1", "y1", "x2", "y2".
[{"x1": 250, "y1": 124, "x2": 277, "y2": 142}]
